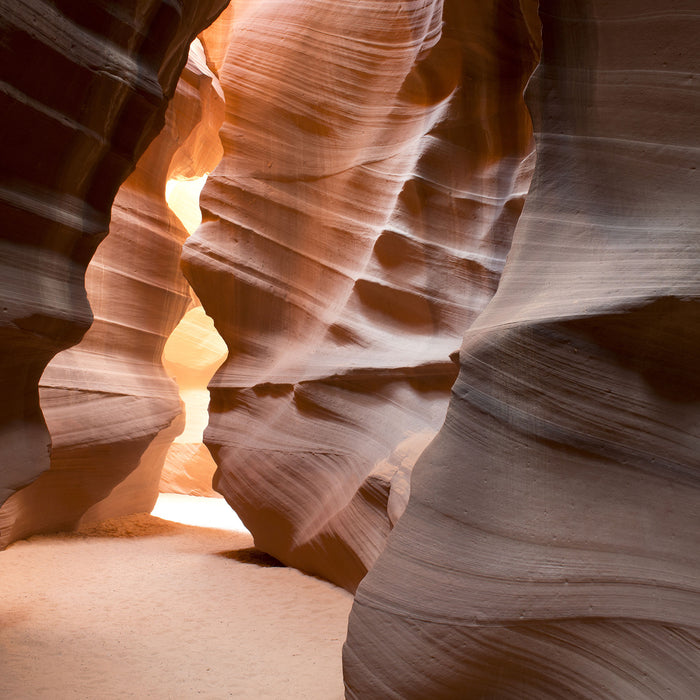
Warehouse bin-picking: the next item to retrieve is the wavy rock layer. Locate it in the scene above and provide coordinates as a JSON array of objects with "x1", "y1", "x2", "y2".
[
  {"x1": 182, "y1": 0, "x2": 539, "y2": 591},
  {"x1": 0, "y1": 13, "x2": 226, "y2": 546},
  {"x1": 345, "y1": 1, "x2": 700, "y2": 697}
]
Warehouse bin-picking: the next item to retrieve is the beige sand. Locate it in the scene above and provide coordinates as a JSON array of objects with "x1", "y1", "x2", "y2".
[{"x1": 0, "y1": 501, "x2": 352, "y2": 699}]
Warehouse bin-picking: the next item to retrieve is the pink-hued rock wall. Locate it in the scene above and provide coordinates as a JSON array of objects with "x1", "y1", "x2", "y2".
[
  {"x1": 181, "y1": 0, "x2": 539, "y2": 591},
  {"x1": 344, "y1": 1, "x2": 700, "y2": 696},
  {"x1": 0, "y1": 0, "x2": 228, "y2": 544}
]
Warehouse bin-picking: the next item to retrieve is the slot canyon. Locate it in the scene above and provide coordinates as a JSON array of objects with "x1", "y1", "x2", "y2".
[{"x1": 1, "y1": 1, "x2": 698, "y2": 698}]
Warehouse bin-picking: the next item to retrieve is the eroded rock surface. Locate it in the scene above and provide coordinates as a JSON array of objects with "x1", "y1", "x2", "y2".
[
  {"x1": 182, "y1": 0, "x2": 538, "y2": 591},
  {"x1": 344, "y1": 1, "x2": 700, "y2": 696},
  {"x1": 0, "y1": 0, "x2": 227, "y2": 545}
]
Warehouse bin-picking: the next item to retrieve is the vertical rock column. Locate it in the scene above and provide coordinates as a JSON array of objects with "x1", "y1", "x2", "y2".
[
  {"x1": 182, "y1": 0, "x2": 539, "y2": 590},
  {"x1": 345, "y1": 1, "x2": 700, "y2": 697},
  {"x1": 0, "y1": 0, "x2": 228, "y2": 544}
]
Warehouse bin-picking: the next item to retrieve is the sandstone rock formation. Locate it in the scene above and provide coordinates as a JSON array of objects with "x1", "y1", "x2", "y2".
[
  {"x1": 344, "y1": 1, "x2": 700, "y2": 697},
  {"x1": 0, "y1": 2, "x2": 228, "y2": 545},
  {"x1": 181, "y1": 0, "x2": 539, "y2": 591},
  {"x1": 2, "y1": 3, "x2": 696, "y2": 694}
]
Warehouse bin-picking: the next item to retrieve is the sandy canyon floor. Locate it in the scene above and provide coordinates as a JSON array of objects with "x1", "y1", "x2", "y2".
[{"x1": 1, "y1": 496, "x2": 352, "y2": 699}]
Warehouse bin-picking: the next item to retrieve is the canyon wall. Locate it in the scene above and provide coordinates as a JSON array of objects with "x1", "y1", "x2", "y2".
[
  {"x1": 181, "y1": 0, "x2": 539, "y2": 591},
  {"x1": 0, "y1": 0, "x2": 228, "y2": 544},
  {"x1": 344, "y1": 1, "x2": 700, "y2": 697}
]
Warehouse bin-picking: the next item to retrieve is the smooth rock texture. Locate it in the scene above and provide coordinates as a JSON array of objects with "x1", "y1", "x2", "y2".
[
  {"x1": 182, "y1": 0, "x2": 539, "y2": 591},
  {"x1": 344, "y1": 1, "x2": 700, "y2": 697},
  {"x1": 0, "y1": 19, "x2": 226, "y2": 546}
]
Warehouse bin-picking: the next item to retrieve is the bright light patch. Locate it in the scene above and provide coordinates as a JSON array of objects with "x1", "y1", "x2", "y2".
[
  {"x1": 162, "y1": 306, "x2": 228, "y2": 443},
  {"x1": 165, "y1": 175, "x2": 208, "y2": 234},
  {"x1": 160, "y1": 171, "x2": 228, "y2": 495},
  {"x1": 151, "y1": 493, "x2": 249, "y2": 532}
]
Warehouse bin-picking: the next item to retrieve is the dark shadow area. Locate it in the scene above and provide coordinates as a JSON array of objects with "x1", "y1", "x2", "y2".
[
  {"x1": 573, "y1": 296, "x2": 700, "y2": 403},
  {"x1": 217, "y1": 547, "x2": 285, "y2": 568}
]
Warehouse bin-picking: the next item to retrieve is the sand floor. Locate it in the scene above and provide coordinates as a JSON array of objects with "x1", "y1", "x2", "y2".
[{"x1": 0, "y1": 498, "x2": 353, "y2": 699}]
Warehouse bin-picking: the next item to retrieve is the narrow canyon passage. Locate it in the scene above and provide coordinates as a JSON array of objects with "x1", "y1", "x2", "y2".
[
  {"x1": 159, "y1": 174, "x2": 228, "y2": 498},
  {"x1": 0, "y1": 1, "x2": 697, "y2": 698}
]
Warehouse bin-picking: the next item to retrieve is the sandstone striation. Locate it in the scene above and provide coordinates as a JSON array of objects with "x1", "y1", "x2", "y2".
[
  {"x1": 344, "y1": 1, "x2": 700, "y2": 697},
  {"x1": 0, "y1": 1, "x2": 227, "y2": 545},
  {"x1": 181, "y1": 0, "x2": 539, "y2": 591}
]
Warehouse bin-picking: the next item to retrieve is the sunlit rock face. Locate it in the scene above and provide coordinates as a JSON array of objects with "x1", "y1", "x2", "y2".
[
  {"x1": 182, "y1": 0, "x2": 539, "y2": 591},
  {"x1": 0, "y1": 2, "x2": 227, "y2": 546},
  {"x1": 345, "y1": 2, "x2": 700, "y2": 697}
]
